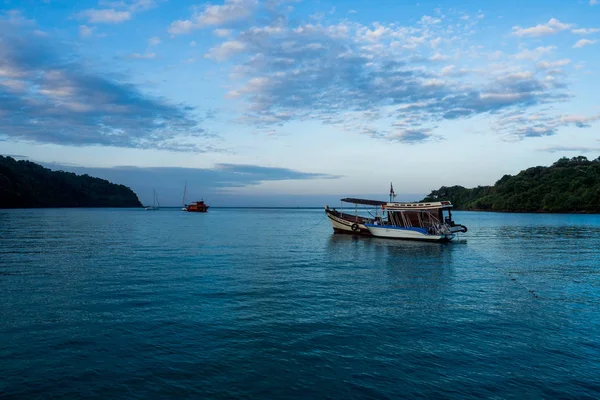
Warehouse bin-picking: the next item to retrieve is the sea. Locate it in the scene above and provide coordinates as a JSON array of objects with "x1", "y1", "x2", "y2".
[{"x1": 1, "y1": 208, "x2": 599, "y2": 399}]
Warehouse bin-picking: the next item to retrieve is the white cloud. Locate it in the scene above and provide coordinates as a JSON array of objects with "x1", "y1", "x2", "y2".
[
  {"x1": 2, "y1": 9, "x2": 36, "y2": 26},
  {"x1": 571, "y1": 28, "x2": 600, "y2": 35},
  {"x1": 560, "y1": 113, "x2": 600, "y2": 126},
  {"x1": 205, "y1": 40, "x2": 247, "y2": 61},
  {"x1": 148, "y1": 36, "x2": 161, "y2": 46},
  {"x1": 487, "y1": 51, "x2": 503, "y2": 60},
  {"x1": 0, "y1": 64, "x2": 26, "y2": 78},
  {"x1": 168, "y1": 0, "x2": 257, "y2": 35},
  {"x1": 0, "y1": 78, "x2": 27, "y2": 92},
  {"x1": 169, "y1": 20, "x2": 194, "y2": 35},
  {"x1": 387, "y1": 129, "x2": 435, "y2": 144},
  {"x1": 440, "y1": 65, "x2": 455, "y2": 76},
  {"x1": 429, "y1": 52, "x2": 449, "y2": 62},
  {"x1": 77, "y1": 9, "x2": 131, "y2": 24},
  {"x1": 127, "y1": 52, "x2": 156, "y2": 59},
  {"x1": 536, "y1": 59, "x2": 570, "y2": 69},
  {"x1": 128, "y1": 0, "x2": 156, "y2": 12},
  {"x1": 430, "y1": 37, "x2": 442, "y2": 48},
  {"x1": 190, "y1": 41, "x2": 197, "y2": 47},
  {"x1": 199, "y1": 10, "x2": 573, "y2": 143},
  {"x1": 573, "y1": 39, "x2": 596, "y2": 48},
  {"x1": 512, "y1": 18, "x2": 572, "y2": 37},
  {"x1": 98, "y1": 0, "x2": 157, "y2": 11},
  {"x1": 514, "y1": 46, "x2": 556, "y2": 60},
  {"x1": 0, "y1": 22, "x2": 207, "y2": 152},
  {"x1": 542, "y1": 146, "x2": 600, "y2": 153},
  {"x1": 214, "y1": 28, "x2": 232, "y2": 37},
  {"x1": 199, "y1": 0, "x2": 257, "y2": 25},
  {"x1": 76, "y1": 1, "x2": 156, "y2": 24},
  {"x1": 420, "y1": 15, "x2": 441, "y2": 25},
  {"x1": 498, "y1": 110, "x2": 600, "y2": 140},
  {"x1": 591, "y1": 0, "x2": 598, "y2": 5},
  {"x1": 79, "y1": 25, "x2": 95, "y2": 38}
]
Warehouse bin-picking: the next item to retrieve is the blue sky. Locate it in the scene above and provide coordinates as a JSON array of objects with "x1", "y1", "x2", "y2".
[{"x1": 1, "y1": 0, "x2": 599, "y2": 206}]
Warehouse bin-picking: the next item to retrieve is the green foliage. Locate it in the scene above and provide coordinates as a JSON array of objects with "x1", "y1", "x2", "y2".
[
  {"x1": 421, "y1": 156, "x2": 600, "y2": 213},
  {"x1": 0, "y1": 155, "x2": 142, "y2": 208}
]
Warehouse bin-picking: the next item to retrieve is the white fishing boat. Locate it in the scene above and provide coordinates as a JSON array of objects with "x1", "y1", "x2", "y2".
[
  {"x1": 325, "y1": 183, "x2": 467, "y2": 241},
  {"x1": 365, "y1": 201, "x2": 467, "y2": 242},
  {"x1": 145, "y1": 189, "x2": 160, "y2": 210}
]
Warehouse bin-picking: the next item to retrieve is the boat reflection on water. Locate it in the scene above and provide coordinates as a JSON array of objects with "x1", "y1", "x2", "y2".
[
  {"x1": 326, "y1": 233, "x2": 458, "y2": 256},
  {"x1": 324, "y1": 234, "x2": 462, "y2": 302}
]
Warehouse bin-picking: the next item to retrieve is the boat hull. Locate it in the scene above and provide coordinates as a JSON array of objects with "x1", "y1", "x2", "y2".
[
  {"x1": 365, "y1": 225, "x2": 454, "y2": 242},
  {"x1": 325, "y1": 206, "x2": 372, "y2": 236},
  {"x1": 186, "y1": 207, "x2": 209, "y2": 213}
]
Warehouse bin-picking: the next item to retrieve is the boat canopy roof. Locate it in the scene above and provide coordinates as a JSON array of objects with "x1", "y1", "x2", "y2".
[
  {"x1": 340, "y1": 197, "x2": 387, "y2": 206},
  {"x1": 385, "y1": 201, "x2": 453, "y2": 210}
]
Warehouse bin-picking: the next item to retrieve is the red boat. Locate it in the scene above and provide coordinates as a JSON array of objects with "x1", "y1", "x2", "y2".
[
  {"x1": 186, "y1": 200, "x2": 209, "y2": 212},
  {"x1": 181, "y1": 182, "x2": 210, "y2": 212}
]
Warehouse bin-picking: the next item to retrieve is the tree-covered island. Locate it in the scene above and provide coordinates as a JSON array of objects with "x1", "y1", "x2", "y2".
[
  {"x1": 0, "y1": 155, "x2": 142, "y2": 208},
  {"x1": 420, "y1": 156, "x2": 600, "y2": 213}
]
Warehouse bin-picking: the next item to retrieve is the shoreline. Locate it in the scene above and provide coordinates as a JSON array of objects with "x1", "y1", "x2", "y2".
[
  {"x1": 1, "y1": 206, "x2": 599, "y2": 215},
  {"x1": 452, "y1": 208, "x2": 600, "y2": 215}
]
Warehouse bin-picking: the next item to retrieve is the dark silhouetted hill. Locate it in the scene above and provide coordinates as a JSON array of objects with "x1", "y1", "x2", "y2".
[
  {"x1": 0, "y1": 155, "x2": 142, "y2": 208},
  {"x1": 420, "y1": 156, "x2": 600, "y2": 213}
]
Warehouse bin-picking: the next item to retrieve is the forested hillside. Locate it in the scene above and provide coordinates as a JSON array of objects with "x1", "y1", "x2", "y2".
[
  {"x1": 0, "y1": 156, "x2": 142, "y2": 208},
  {"x1": 421, "y1": 156, "x2": 600, "y2": 213}
]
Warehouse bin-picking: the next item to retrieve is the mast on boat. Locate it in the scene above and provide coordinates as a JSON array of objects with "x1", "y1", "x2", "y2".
[
  {"x1": 146, "y1": 188, "x2": 160, "y2": 210},
  {"x1": 181, "y1": 181, "x2": 187, "y2": 210}
]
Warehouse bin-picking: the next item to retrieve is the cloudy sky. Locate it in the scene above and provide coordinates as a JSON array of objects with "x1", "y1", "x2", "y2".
[{"x1": 1, "y1": 0, "x2": 599, "y2": 206}]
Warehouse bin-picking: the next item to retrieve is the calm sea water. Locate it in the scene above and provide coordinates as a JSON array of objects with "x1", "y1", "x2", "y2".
[{"x1": 1, "y1": 208, "x2": 599, "y2": 398}]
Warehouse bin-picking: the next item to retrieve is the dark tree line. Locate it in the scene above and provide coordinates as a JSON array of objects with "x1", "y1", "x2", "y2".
[
  {"x1": 0, "y1": 155, "x2": 142, "y2": 208},
  {"x1": 421, "y1": 156, "x2": 600, "y2": 213}
]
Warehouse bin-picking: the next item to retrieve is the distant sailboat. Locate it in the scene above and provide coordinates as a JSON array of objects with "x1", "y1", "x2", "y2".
[
  {"x1": 145, "y1": 189, "x2": 160, "y2": 210},
  {"x1": 181, "y1": 181, "x2": 188, "y2": 211}
]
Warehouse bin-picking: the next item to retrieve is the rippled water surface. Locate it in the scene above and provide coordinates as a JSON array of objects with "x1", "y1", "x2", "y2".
[{"x1": 1, "y1": 208, "x2": 600, "y2": 398}]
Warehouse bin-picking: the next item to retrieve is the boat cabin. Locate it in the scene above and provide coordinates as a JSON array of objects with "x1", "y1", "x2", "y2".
[
  {"x1": 186, "y1": 200, "x2": 210, "y2": 212},
  {"x1": 382, "y1": 201, "x2": 454, "y2": 231}
]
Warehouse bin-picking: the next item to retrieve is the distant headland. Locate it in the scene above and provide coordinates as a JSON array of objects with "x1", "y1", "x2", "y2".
[
  {"x1": 420, "y1": 156, "x2": 600, "y2": 214},
  {"x1": 0, "y1": 156, "x2": 142, "y2": 208}
]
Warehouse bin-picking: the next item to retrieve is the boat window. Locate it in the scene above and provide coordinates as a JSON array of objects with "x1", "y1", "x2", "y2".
[{"x1": 442, "y1": 208, "x2": 452, "y2": 224}]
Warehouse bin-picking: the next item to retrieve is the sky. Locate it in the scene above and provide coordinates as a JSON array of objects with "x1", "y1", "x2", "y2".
[{"x1": 1, "y1": 0, "x2": 599, "y2": 206}]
